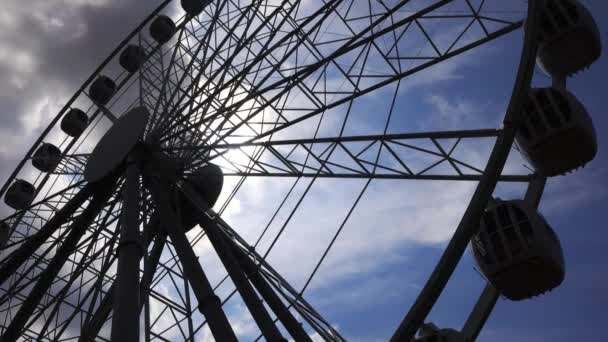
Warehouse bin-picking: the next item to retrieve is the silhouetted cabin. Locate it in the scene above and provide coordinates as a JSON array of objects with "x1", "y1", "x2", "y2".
[
  {"x1": 0, "y1": 221, "x2": 10, "y2": 249},
  {"x1": 415, "y1": 323, "x2": 469, "y2": 342},
  {"x1": 119, "y1": 45, "x2": 146, "y2": 73},
  {"x1": 472, "y1": 199, "x2": 565, "y2": 300},
  {"x1": 150, "y1": 15, "x2": 176, "y2": 44},
  {"x1": 536, "y1": 0, "x2": 601, "y2": 77},
  {"x1": 89, "y1": 76, "x2": 117, "y2": 105},
  {"x1": 516, "y1": 87, "x2": 596, "y2": 176},
  {"x1": 32, "y1": 143, "x2": 62, "y2": 173},
  {"x1": 180, "y1": 164, "x2": 224, "y2": 230},
  {"x1": 5, "y1": 180, "x2": 35, "y2": 210},
  {"x1": 182, "y1": 0, "x2": 212, "y2": 16},
  {"x1": 61, "y1": 108, "x2": 88, "y2": 137}
]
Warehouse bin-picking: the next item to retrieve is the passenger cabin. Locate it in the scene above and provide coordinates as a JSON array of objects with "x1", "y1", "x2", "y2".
[
  {"x1": 180, "y1": 164, "x2": 224, "y2": 231},
  {"x1": 415, "y1": 323, "x2": 469, "y2": 342},
  {"x1": 5, "y1": 180, "x2": 36, "y2": 210},
  {"x1": 0, "y1": 221, "x2": 9, "y2": 249},
  {"x1": 182, "y1": 0, "x2": 212, "y2": 16},
  {"x1": 61, "y1": 108, "x2": 89, "y2": 137},
  {"x1": 472, "y1": 199, "x2": 565, "y2": 300},
  {"x1": 89, "y1": 76, "x2": 117, "y2": 106},
  {"x1": 150, "y1": 15, "x2": 176, "y2": 44},
  {"x1": 516, "y1": 87, "x2": 597, "y2": 176},
  {"x1": 536, "y1": 0, "x2": 601, "y2": 77},
  {"x1": 119, "y1": 45, "x2": 146, "y2": 73},
  {"x1": 32, "y1": 143, "x2": 62, "y2": 173}
]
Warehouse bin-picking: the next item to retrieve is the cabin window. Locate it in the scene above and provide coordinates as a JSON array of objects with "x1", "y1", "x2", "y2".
[
  {"x1": 484, "y1": 211, "x2": 498, "y2": 233},
  {"x1": 547, "y1": 0, "x2": 569, "y2": 28},
  {"x1": 519, "y1": 221, "x2": 534, "y2": 247},
  {"x1": 497, "y1": 204, "x2": 511, "y2": 227},
  {"x1": 504, "y1": 227, "x2": 521, "y2": 256},
  {"x1": 528, "y1": 108, "x2": 546, "y2": 135},
  {"x1": 539, "y1": 90, "x2": 560, "y2": 129},
  {"x1": 562, "y1": 0, "x2": 579, "y2": 23},
  {"x1": 552, "y1": 89, "x2": 571, "y2": 122},
  {"x1": 491, "y1": 233, "x2": 506, "y2": 263}
]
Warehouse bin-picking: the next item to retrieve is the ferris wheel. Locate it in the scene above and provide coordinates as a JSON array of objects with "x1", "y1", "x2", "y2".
[{"x1": 0, "y1": 0, "x2": 602, "y2": 341}]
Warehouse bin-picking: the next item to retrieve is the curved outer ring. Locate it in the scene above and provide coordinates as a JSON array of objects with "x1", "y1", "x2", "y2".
[
  {"x1": 0, "y1": 1, "x2": 545, "y2": 338},
  {"x1": 390, "y1": 0, "x2": 544, "y2": 340},
  {"x1": 0, "y1": 0, "x2": 172, "y2": 199}
]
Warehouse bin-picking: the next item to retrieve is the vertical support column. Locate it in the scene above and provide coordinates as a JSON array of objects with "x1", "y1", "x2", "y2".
[
  {"x1": 223, "y1": 233, "x2": 312, "y2": 342},
  {"x1": 112, "y1": 157, "x2": 142, "y2": 342},
  {"x1": 149, "y1": 182, "x2": 237, "y2": 342},
  {"x1": 80, "y1": 229, "x2": 164, "y2": 342},
  {"x1": 196, "y1": 213, "x2": 285, "y2": 341}
]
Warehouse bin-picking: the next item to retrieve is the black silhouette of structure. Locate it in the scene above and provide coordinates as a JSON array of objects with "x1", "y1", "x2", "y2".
[{"x1": 0, "y1": 0, "x2": 601, "y2": 341}]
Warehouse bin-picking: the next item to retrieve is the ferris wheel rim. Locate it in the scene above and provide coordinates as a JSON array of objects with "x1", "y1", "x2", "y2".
[{"x1": 0, "y1": 1, "x2": 541, "y2": 340}]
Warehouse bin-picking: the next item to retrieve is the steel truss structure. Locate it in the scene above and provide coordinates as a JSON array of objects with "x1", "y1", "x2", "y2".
[{"x1": 0, "y1": 0, "x2": 545, "y2": 341}]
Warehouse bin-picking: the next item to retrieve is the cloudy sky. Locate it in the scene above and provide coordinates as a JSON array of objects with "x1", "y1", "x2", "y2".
[{"x1": 1, "y1": 0, "x2": 607, "y2": 341}]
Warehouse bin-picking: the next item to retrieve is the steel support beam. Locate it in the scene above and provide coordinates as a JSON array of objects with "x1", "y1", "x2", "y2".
[
  {"x1": 79, "y1": 223, "x2": 164, "y2": 342},
  {"x1": 224, "y1": 233, "x2": 312, "y2": 341},
  {"x1": 0, "y1": 184, "x2": 94, "y2": 288},
  {"x1": 111, "y1": 159, "x2": 142, "y2": 342},
  {"x1": 183, "y1": 187, "x2": 285, "y2": 341},
  {"x1": 1, "y1": 177, "x2": 117, "y2": 342},
  {"x1": 149, "y1": 181, "x2": 237, "y2": 342}
]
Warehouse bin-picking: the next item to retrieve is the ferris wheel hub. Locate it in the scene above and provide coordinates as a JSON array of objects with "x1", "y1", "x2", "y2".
[{"x1": 84, "y1": 106, "x2": 150, "y2": 183}]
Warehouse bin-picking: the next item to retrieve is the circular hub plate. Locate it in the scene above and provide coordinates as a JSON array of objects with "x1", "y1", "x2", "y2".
[{"x1": 84, "y1": 106, "x2": 150, "y2": 182}]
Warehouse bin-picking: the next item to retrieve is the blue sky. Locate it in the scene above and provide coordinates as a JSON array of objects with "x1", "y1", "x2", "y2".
[
  {"x1": 0, "y1": 0, "x2": 607, "y2": 341},
  {"x1": 301, "y1": 1, "x2": 608, "y2": 340}
]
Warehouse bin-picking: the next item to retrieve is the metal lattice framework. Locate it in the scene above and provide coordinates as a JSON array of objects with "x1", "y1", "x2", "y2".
[{"x1": 0, "y1": 0, "x2": 546, "y2": 341}]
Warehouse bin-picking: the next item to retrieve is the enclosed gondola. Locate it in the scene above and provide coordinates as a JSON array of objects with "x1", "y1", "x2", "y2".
[
  {"x1": 150, "y1": 15, "x2": 176, "y2": 44},
  {"x1": 61, "y1": 108, "x2": 89, "y2": 137},
  {"x1": 89, "y1": 75, "x2": 117, "y2": 106},
  {"x1": 181, "y1": 0, "x2": 212, "y2": 17},
  {"x1": 32, "y1": 143, "x2": 62, "y2": 173},
  {"x1": 5, "y1": 180, "x2": 36, "y2": 211},
  {"x1": 415, "y1": 323, "x2": 470, "y2": 342},
  {"x1": 516, "y1": 87, "x2": 597, "y2": 176},
  {"x1": 119, "y1": 45, "x2": 146, "y2": 73},
  {"x1": 537, "y1": 0, "x2": 601, "y2": 77},
  {"x1": 472, "y1": 199, "x2": 565, "y2": 300}
]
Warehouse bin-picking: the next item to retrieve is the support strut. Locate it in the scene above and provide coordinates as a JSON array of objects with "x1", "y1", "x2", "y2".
[
  {"x1": 0, "y1": 184, "x2": 94, "y2": 288},
  {"x1": 149, "y1": 181, "x2": 237, "y2": 342},
  {"x1": 1, "y1": 177, "x2": 117, "y2": 342}
]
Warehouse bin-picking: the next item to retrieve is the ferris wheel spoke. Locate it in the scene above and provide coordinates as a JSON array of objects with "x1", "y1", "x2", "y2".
[
  {"x1": 150, "y1": 0, "x2": 243, "y2": 137},
  {"x1": 173, "y1": 129, "x2": 531, "y2": 182},
  {"x1": 178, "y1": 183, "x2": 342, "y2": 340},
  {"x1": 162, "y1": 2, "x2": 524, "y2": 149},
  {"x1": 0, "y1": 176, "x2": 118, "y2": 341},
  {"x1": 0, "y1": 184, "x2": 95, "y2": 287},
  {"x1": 148, "y1": 180, "x2": 238, "y2": 341},
  {"x1": 149, "y1": 0, "x2": 249, "y2": 136},
  {"x1": 28, "y1": 200, "x2": 120, "y2": 340},
  {"x1": 189, "y1": 0, "x2": 314, "y2": 142},
  {"x1": 48, "y1": 153, "x2": 90, "y2": 177},
  {"x1": 157, "y1": 0, "x2": 338, "y2": 140}
]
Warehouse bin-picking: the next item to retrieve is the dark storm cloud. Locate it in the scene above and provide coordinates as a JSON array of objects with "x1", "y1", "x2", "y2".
[{"x1": 0, "y1": 0, "x2": 179, "y2": 180}]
